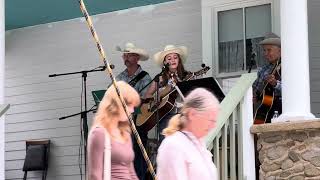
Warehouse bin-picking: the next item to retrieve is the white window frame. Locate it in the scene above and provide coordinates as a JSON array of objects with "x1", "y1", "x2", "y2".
[{"x1": 202, "y1": 0, "x2": 279, "y2": 79}]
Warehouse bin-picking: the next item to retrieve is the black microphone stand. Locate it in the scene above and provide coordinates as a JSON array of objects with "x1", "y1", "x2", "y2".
[
  {"x1": 154, "y1": 65, "x2": 169, "y2": 144},
  {"x1": 48, "y1": 65, "x2": 106, "y2": 176},
  {"x1": 154, "y1": 73, "x2": 161, "y2": 142},
  {"x1": 248, "y1": 53, "x2": 256, "y2": 73}
]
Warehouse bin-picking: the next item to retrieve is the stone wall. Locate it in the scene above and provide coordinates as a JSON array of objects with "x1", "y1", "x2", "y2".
[{"x1": 251, "y1": 120, "x2": 320, "y2": 180}]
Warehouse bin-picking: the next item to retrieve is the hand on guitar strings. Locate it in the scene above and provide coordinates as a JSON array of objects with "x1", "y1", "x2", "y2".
[{"x1": 265, "y1": 75, "x2": 277, "y2": 87}]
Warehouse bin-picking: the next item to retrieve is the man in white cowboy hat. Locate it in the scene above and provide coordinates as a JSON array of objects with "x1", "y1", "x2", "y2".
[
  {"x1": 115, "y1": 42, "x2": 151, "y2": 180},
  {"x1": 116, "y1": 42, "x2": 152, "y2": 97},
  {"x1": 252, "y1": 32, "x2": 282, "y2": 124}
]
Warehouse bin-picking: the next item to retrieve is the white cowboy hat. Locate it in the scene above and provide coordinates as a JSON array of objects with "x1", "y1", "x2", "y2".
[
  {"x1": 154, "y1": 45, "x2": 188, "y2": 67},
  {"x1": 259, "y1": 32, "x2": 281, "y2": 47},
  {"x1": 116, "y1": 42, "x2": 149, "y2": 61}
]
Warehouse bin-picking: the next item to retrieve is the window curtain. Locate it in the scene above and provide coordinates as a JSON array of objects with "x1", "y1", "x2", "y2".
[{"x1": 218, "y1": 40, "x2": 244, "y2": 73}]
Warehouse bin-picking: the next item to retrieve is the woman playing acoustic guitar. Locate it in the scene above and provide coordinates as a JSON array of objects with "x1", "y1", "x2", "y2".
[{"x1": 144, "y1": 44, "x2": 191, "y2": 142}]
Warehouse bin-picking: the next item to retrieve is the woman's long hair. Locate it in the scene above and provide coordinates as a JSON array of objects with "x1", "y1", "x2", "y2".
[
  {"x1": 162, "y1": 88, "x2": 220, "y2": 136},
  {"x1": 161, "y1": 54, "x2": 190, "y2": 86},
  {"x1": 92, "y1": 81, "x2": 140, "y2": 138}
]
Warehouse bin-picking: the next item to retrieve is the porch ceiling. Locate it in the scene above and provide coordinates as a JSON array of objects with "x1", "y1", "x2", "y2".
[{"x1": 5, "y1": 0, "x2": 173, "y2": 30}]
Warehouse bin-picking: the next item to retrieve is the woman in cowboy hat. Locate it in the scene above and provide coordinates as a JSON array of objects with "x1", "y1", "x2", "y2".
[
  {"x1": 144, "y1": 44, "x2": 190, "y2": 97},
  {"x1": 144, "y1": 44, "x2": 191, "y2": 141}
]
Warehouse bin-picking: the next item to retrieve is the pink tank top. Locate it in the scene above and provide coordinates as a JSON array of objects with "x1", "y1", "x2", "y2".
[{"x1": 110, "y1": 138, "x2": 135, "y2": 179}]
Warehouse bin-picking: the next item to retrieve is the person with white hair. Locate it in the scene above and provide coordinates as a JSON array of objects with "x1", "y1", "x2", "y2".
[{"x1": 156, "y1": 88, "x2": 220, "y2": 180}]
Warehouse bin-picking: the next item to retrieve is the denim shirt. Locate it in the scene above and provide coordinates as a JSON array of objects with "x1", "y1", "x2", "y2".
[
  {"x1": 252, "y1": 62, "x2": 281, "y2": 98},
  {"x1": 115, "y1": 65, "x2": 152, "y2": 97}
]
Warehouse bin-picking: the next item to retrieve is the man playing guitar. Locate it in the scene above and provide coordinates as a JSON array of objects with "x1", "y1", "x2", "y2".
[
  {"x1": 253, "y1": 33, "x2": 282, "y2": 124},
  {"x1": 115, "y1": 42, "x2": 152, "y2": 180}
]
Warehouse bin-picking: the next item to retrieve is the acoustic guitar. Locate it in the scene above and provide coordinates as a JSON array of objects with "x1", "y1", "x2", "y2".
[
  {"x1": 254, "y1": 60, "x2": 281, "y2": 124},
  {"x1": 136, "y1": 66, "x2": 210, "y2": 131}
]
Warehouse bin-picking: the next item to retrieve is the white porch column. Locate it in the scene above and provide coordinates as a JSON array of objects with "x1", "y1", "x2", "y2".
[
  {"x1": 278, "y1": 0, "x2": 315, "y2": 121},
  {"x1": 0, "y1": 0, "x2": 5, "y2": 179}
]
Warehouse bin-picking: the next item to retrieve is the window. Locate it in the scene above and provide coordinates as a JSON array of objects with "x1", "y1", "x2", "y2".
[{"x1": 217, "y1": 4, "x2": 271, "y2": 74}]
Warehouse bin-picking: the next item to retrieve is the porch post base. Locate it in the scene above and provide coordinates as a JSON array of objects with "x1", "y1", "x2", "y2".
[
  {"x1": 251, "y1": 120, "x2": 320, "y2": 179},
  {"x1": 273, "y1": 112, "x2": 316, "y2": 123}
]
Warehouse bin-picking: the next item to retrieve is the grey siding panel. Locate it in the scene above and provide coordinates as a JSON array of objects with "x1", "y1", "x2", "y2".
[
  {"x1": 309, "y1": 0, "x2": 320, "y2": 118},
  {"x1": 5, "y1": 136, "x2": 80, "y2": 152},
  {"x1": 5, "y1": 107, "x2": 83, "y2": 124},
  {"x1": 6, "y1": 126, "x2": 81, "y2": 142},
  {"x1": 6, "y1": 146, "x2": 81, "y2": 161},
  {"x1": 5, "y1": 0, "x2": 202, "y2": 179}
]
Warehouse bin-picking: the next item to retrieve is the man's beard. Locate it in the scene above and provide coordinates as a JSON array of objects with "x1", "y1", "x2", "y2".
[
  {"x1": 124, "y1": 60, "x2": 130, "y2": 66},
  {"x1": 125, "y1": 60, "x2": 135, "y2": 67}
]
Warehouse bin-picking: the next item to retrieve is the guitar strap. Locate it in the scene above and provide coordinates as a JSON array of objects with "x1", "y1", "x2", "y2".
[{"x1": 128, "y1": 70, "x2": 148, "y2": 87}]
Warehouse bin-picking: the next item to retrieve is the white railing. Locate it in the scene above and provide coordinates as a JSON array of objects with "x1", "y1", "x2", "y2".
[{"x1": 205, "y1": 73, "x2": 257, "y2": 180}]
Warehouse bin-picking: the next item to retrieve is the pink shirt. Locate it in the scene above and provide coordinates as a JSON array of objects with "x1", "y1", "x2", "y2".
[
  {"x1": 87, "y1": 127, "x2": 138, "y2": 180},
  {"x1": 157, "y1": 131, "x2": 218, "y2": 180}
]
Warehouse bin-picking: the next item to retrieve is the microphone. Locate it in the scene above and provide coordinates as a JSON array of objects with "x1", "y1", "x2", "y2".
[
  {"x1": 109, "y1": 64, "x2": 115, "y2": 69},
  {"x1": 162, "y1": 63, "x2": 170, "y2": 70},
  {"x1": 99, "y1": 64, "x2": 115, "y2": 70}
]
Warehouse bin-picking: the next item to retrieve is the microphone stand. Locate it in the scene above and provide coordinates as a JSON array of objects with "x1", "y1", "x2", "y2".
[
  {"x1": 151, "y1": 66, "x2": 168, "y2": 143},
  {"x1": 48, "y1": 65, "x2": 106, "y2": 176},
  {"x1": 154, "y1": 73, "x2": 161, "y2": 142},
  {"x1": 59, "y1": 105, "x2": 97, "y2": 120},
  {"x1": 248, "y1": 53, "x2": 256, "y2": 73}
]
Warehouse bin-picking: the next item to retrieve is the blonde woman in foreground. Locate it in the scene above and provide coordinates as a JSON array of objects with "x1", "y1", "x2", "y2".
[
  {"x1": 156, "y1": 88, "x2": 220, "y2": 180},
  {"x1": 87, "y1": 81, "x2": 139, "y2": 180}
]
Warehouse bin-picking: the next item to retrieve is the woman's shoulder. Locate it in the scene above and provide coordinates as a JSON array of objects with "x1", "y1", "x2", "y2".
[
  {"x1": 90, "y1": 127, "x2": 107, "y2": 139},
  {"x1": 91, "y1": 126, "x2": 105, "y2": 133},
  {"x1": 88, "y1": 127, "x2": 108, "y2": 147}
]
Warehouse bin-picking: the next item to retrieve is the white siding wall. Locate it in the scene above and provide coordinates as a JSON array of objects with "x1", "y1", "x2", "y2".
[
  {"x1": 309, "y1": 0, "x2": 320, "y2": 118},
  {"x1": 4, "y1": 0, "x2": 202, "y2": 179}
]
